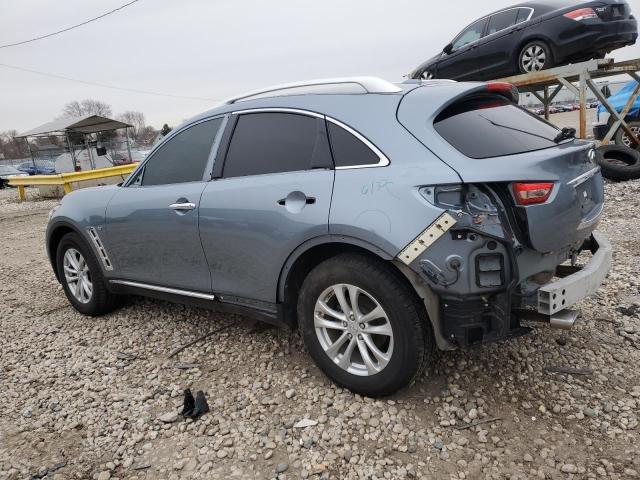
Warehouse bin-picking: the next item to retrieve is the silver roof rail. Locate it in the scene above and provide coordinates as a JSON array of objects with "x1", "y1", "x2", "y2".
[{"x1": 224, "y1": 77, "x2": 403, "y2": 104}]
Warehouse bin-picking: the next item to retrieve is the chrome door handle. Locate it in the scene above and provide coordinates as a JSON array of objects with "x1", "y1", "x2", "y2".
[{"x1": 169, "y1": 202, "x2": 196, "y2": 211}]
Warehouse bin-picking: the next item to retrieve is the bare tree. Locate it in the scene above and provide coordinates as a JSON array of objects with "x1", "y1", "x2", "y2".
[
  {"x1": 117, "y1": 111, "x2": 146, "y2": 140},
  {"x1": 0, "y1": 130, "x2": 29, "y2": 159},
  {"x1": 62, "y1": 99, "x2": 113, "y2": 118}
]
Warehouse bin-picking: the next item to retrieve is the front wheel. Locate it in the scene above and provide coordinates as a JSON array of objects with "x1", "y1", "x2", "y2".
[
  {"x1": 297, "y1": 253, "x2": 432, "y2": 397},
  {"x1": 56, "y1": 232, "x2": 120, "y2": 316},
  {"x1": 518, "y1": 41, "x2": 553, "y2": 74}
]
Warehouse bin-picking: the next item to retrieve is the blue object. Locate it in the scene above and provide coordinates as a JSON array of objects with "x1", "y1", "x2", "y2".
[{"x1": 598, "y1": 80, "x2": 640, "y2": 118}]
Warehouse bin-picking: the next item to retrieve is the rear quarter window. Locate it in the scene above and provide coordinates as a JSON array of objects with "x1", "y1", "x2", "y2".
[{"x1": 433, "y1": 95, "x2": 561, "y2": 159}]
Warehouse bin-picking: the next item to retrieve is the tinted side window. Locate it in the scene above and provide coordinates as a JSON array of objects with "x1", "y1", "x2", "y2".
[
  {"x1": 487, "y1": 10, "x2": 518, "y2": 35},
  {"x1": 223, "y1": 112, "x2": 331, "y2": 178},
  {"x1": 141, "y1": 118, "x2": 221, "y2": 186},
  {"x1": 327, "y1": 122, "x2": 380, "y2": 167},
  {"x1": 434, "y1": 95, "x2": 560, "y2": 159},
  {"x1": 452, "y1": 19, "x2": 486, "y2": 51},
  {"x1": 516, "y1": 8, "x2": 532, "y2": 24}
]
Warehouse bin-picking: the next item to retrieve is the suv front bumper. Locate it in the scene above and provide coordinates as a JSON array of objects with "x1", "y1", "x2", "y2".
[{"x1": 537, "y1": 231, "x2": 612, "y2": 317}]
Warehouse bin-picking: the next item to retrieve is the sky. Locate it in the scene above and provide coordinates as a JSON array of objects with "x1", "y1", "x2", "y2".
[{"x1": 1, "y1": 0, "x2": 639, "y2": 132}]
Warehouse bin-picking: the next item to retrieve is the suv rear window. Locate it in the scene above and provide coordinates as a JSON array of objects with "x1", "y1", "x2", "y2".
[{"x1": 433, "y1": 95, "x2": 561, "y2": 159}]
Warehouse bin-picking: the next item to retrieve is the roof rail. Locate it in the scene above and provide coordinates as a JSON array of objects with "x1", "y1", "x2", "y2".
[{"x1": 224, "y1": 76, "x2": 403, "y2": 104}]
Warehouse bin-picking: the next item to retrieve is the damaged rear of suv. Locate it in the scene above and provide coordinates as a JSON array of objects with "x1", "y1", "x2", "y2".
[
  {"x1": 46, "y1": 77, "x2": 611, "y2": 397},
  {"x1": 395, "y1": 81, "x2": 611, "y2": 351}
]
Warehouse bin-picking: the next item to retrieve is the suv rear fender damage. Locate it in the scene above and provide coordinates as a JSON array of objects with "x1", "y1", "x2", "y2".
[{"x1": 396, "y1": 183, "x2": 596, "y2": 348}]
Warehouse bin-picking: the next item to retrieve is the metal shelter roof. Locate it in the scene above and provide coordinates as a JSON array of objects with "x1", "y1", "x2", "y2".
[{"x1": 17, "y1": 114, "x2": 132, "y2": 137}]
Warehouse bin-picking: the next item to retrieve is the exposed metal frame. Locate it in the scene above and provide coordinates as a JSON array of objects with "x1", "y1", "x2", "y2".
[
  {"x1": 498, "y1": 58, "x2": 640, "y2": 145},
  {"x1": 224, "y1": 77, "x2": 402, "y2": 104}
]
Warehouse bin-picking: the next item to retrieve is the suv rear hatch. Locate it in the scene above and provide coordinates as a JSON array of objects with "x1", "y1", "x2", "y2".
[{"x1": 397, "y1": 83, "x2": 604, "y2": 253}]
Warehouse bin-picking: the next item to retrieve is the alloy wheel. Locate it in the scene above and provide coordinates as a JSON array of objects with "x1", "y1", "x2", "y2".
[
  {"x1": 421, "y1": 70, "x2": 434, "y2": 80},
  {"x1": 620, "y1": 126, "x2": 640, "y2": 148},
  {"x1": 63, "y1": 248, "x2": 93, "y2": 304},
  {"x1": 314, "y1": 284, "x2": 394, "y2": 376},
  {"x1": 521, "y1": 45, "x2": 547, "y2": 72}
]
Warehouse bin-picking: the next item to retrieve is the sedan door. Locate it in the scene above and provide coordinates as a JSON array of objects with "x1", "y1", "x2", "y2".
[
  {"x1": 104, "y1": 118, "x2": 224, "y2": 293},
  {"x1": 437, "y1": 18, "x2": 487, "y2": 80},
  {"x1": 199, "y1": 111, "x2": 334, "y2": 304},
  {"x1": 476, "y1": 8, "x2": 527, "y2": 79}
]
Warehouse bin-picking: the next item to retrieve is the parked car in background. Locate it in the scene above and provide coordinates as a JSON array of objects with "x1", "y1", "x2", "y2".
[
  {"x1": 0, "y1": 165, "x2": 29, "y2": 188},
  {"x1": 46, "y1": 77, "x2": 611, "y2": 396},
  {"x1": 593, "y1": 80, "x2": 640, "y2": 147},
  {"x1": 17, "y1": 160, "x2": 56, "y2": 175},
  {"x1": 410, "y1": 0, "x2": 637, "y2": 81}
]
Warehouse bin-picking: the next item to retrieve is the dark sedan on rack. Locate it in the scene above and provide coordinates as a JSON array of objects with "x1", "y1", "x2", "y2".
[{"x1": 410, "y1": 0, "x2": 637, "y2": 81}]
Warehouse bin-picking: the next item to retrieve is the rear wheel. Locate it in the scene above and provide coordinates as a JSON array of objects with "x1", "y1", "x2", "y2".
[
  {"x1": 56, "y1": 232, "x2": 120, "y2": 316},
  {"x1": 297, "y1": 253, "x2": 432, "y2": 397},
  {"x1": 595, "y1": 144, "x2": 640, "y2": 181},
  {"x1": 420, "y1": 70, "x2": 435, "y2": 80},
  {"x1": 518, "y1": 41, "x2": 553, "y2": 74}
]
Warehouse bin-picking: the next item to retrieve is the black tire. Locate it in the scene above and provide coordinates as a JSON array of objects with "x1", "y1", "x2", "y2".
[
  {"x1": 613, "y1": 120, "x2": 640, "y2": 149},
  {"x1": 595, "y1": 144, "x2": 640, "y2": 181},
  {"x1": 56, "y1": 231, "x2": 120, "y2": 316},
  {"x1": 297, "y1": 253, "x2": 432, "y2": 397},
  {"x1": 518, "y1": 40, "x2": 554, "y2": 74}
]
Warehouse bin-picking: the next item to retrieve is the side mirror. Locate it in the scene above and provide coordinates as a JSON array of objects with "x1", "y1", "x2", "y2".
[{"x1": 443, "y1": 43, "x2": 453, "y2": 54}]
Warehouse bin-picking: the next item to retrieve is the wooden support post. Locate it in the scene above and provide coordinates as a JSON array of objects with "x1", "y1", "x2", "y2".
[
  {"x1": 579, "y1": 73, "x2": 587, "y2": 139},
  {"x1": 544, "y1": 86, "x2": 549, "y2": 120}
]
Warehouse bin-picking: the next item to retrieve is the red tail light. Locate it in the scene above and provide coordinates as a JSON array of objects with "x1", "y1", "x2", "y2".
[
  {"x1": 563, "y1": 7, "x2": 598, "y2": 21},
  {"x1": 512, "y1": 182, "x2": 554, "y2": 205},
  {"x1": 486, "y1": 82, "x2": 519, "y2": 102}
]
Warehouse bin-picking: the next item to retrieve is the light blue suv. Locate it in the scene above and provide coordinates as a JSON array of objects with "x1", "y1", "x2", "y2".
[{"x1": 46, "y1": 77, "x2": 611, "y2": 396}]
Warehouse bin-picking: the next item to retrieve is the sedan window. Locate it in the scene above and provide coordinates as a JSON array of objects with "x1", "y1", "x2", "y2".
[
  {"x1": 222, "y1": 112, "x2": 332, "y2": 178},
  {"x1": 487, "y1": 10, "x2": 518, "y2": 35},
  {"x1": 516, "y1": 7, "x2": 533, "y2": 24},
  {"x1": 451, "y1": 19, "x2": 486, "y2": 51},
  {"x1": 140, "y1": 118, "x2": 222, "y2": 186}
]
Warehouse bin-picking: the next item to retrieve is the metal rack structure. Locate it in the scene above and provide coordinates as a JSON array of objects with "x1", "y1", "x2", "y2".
[{"x1": 497, "y1": 58, "x2": 640, "y2": 145}]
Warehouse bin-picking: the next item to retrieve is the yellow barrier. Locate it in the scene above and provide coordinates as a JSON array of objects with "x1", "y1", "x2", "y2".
[{"x1": 8, "y1": 163, "x2": 139, "y2": 201}]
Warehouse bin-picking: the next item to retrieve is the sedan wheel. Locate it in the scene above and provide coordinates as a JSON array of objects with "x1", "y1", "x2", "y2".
[
  {"x1": 521, "y1": 45, "x2": 546, "y2": 72},
  {"x1": 420, "y1": 70, "x2": 435, "y2": 80},
  {"x1": 314, "y1": 283, "x2": 393, "y2": 376},
  {"x1": 63, "y1": 248, "x2": 93, "y2": 303}
]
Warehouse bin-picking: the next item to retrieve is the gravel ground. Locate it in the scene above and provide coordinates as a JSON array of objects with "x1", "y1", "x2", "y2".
[{"x1": 0, "y1": 180, "x2": 639, "y2": 480}]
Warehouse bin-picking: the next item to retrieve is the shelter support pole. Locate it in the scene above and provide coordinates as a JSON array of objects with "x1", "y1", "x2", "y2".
[
  {"x1": 125, "y1": 127, "x2": 132, "y2": 163},
  {"x1": 84, "y1": 135, "x2": 95, "y2": 170},
  {"x1": 65, "y1": 133, "x2": 77, "y2": 171},
  {"x1": 25, "y1": 137, "x2": 35, "y2": 166}
]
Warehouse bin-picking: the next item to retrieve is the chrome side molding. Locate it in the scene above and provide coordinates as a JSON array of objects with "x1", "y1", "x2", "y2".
[{"x1": 109, "y1": 280, "x2": 215, "y2": 300}]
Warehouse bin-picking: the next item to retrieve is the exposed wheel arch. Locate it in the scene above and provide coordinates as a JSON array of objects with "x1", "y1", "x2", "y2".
[
  {"x1": 48, "y1": 222, "x2": 79, "y2": 282},
  {"x1": 278, "y1": 236, "x2": 393, "y2": 308},
  {"x1": 277, "y1": 237, "x2": 448, "y2": 347}
]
